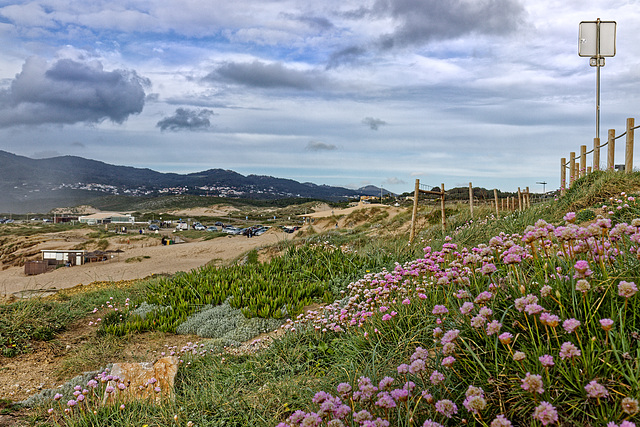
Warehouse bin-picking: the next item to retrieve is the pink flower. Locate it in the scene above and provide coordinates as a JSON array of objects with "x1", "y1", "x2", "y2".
[
  {"x1": 618, "y1": 281, "x2": 638, "y2": 298},
  {"x1": 585, "y1": 380, "x2": 609, "y2": 399},
  {"x1": 564, "y1": 212, "x2": 576, "y2": 223},
  {"x1": 402, "y1": 298, "x2": 411, "y2": 305},
  {"x1": 498, "y1": 332, "x2": 513, "y2": 345},
  {"x1": 521, "y1": 372, "x2": 544, "y2": 394},
  {"x1": 560, "y1": 342, "x2": 581, "y2": 360},
  {"x1": 539, "y1": 354, "x2": 554, "y2": 367},
  {"x1": 600, "y1": 318, "x2": 614, "y2": 331},
  {"x1": 432, "y1": 305, "x2": 449, "y2": 315},
  {"x1": 533, "y1": 401, "x2": 558, "y2": 425},
  {"x1": 563, "y1": 318, "x2": 581, "y2": 334}
]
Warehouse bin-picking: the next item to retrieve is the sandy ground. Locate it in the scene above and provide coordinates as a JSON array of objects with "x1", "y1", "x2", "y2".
[{"x1": 0, "y1": 230, "x2": 293, "y2": 298}]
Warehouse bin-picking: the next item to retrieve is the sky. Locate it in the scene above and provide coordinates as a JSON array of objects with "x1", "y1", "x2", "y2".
[{"x1": 0, "y1": 0, "x2": 639, "y2": 195}]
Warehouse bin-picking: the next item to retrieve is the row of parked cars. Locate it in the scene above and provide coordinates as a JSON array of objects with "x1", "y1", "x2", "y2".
[
  {"x1": 166, "y1": 221, "x2": 270, "y2": 237},
  {"x1": 0, "y1": 218, "x2": 15, "y2": 224}
]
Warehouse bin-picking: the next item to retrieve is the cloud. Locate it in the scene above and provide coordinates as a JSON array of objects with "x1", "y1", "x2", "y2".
[
  {"x1": 0, "y1": 57, "x2": 148, "y2": 127},
  {"x1": 306, "y1": 140, "x2": 337, "y2": 151},
  {"x1": 383, "y1": 177, "x2": 406, "y2": 185},
  {"x1": 31, "y1": 150, "x2": 61, "y2": 159},
  {"x1": 362, "y1": 117, "x2": 387, "y2": 130},
  {"x1": 156, "y1": 108, "x2": 215, "y2": 132},
  {"x1": 374, "y1": 0, "x2": 525, "y2": 48},
  {"x1": 328, "y1": 0, "x2": 526, "y2": 65},
  {"x1": 205, "y1": 61, "x2": 321, "y2": 90},
  {"x1": 70, "y1": 141, "x2": 85, "y2": 148}
]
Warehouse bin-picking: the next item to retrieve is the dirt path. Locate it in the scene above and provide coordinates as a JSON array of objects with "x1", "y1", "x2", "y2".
[{"x1": 0, "y1": 230, "x2": 292, "y2": 298}]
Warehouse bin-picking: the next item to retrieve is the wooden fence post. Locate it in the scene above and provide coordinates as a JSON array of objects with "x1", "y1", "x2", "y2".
[
  {"x1": 626, "y1": 118, "x2": 634, "y2": 173},
  {"x1": 526, "y1": 187, "x2": 530, "y2": 209},
  {"x1": 569, "y1": 152, "x2": 576, "y2": 186},
  {"x1": 468, "y1": 182, "x2": 474, "y2": 218},
  {"x1": 493, "y1": 189, "x2": 499, "y2": 216},
  {"x1": 593, "y1": 138, "x2": 600, "y2": 171},
  {"x1": 560, "y1": 157, "x2": 566, "y2": 196},
  {"x1": 580, "y1": 145, "x2": 587, "y2": 177},
  {"x1": 517, "y1": 188, "x2": 522, "y2": 211},
  {"x1": 608, "y1": 129, "x2": 615, "y2": 170},
  {"x1": 440, "y1": 183, "x2": 446, "y2": 233},
  {"x1": 409, "y1": 179, "x2": 419, "y2": 242}
]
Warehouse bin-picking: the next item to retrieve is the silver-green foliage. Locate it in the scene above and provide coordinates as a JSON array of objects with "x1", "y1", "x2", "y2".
[{"x1": 176, "y1": 300, "x2": 284, "y2": 342}]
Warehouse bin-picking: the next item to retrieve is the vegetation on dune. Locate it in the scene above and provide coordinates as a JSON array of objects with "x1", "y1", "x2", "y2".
[{"x1": 4, "y1": 170, "x2": 640, "y2": 427}]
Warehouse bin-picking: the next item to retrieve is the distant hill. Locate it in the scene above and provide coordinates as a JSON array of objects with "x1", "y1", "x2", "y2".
[{"x1": 0, "y1": 151, "x2": 392, "y2": 213}]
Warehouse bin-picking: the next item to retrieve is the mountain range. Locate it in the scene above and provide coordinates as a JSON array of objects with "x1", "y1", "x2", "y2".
[{"x1": 0, "y1": 151, "x2": 391, "y2": 213}]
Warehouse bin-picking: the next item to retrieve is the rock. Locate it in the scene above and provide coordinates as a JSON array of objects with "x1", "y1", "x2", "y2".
[{"x1": 103, "y1": 356, "x2": 179, "y2": 405}]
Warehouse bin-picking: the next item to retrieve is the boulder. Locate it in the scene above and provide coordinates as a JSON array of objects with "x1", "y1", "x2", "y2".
[{"x1": 103, "y1": 356, "x2": 179, "y2": 405}]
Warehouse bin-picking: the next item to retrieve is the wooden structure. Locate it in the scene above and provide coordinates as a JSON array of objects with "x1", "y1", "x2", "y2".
[
  {"x1": 561, "y1": 117, "x2": 638, "y2": 195},
  {"x1": 41, "y1": 249, "x2": 86, "y2": 266},
  {"x1": 409, "y1": 180, "x2": 445, "y2": 243}
]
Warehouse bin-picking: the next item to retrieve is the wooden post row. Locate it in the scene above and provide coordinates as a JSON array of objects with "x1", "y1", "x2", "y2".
[{"x1": 608, "y1": 129, "x2": 615, "y2": 170}]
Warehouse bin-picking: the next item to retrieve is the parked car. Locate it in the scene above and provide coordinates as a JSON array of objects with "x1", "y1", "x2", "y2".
[
  {"x1": 222, "y1": 226, "x2": 242, "y2": 235},
  {"x1": 193, "y1": 223, "x2": 206, "y2": 231},
  {"x1": 148, "y1": 224, "x2": 160, "y2": 231},
  {"x1": 175, "y1": 222, "x2": 188, "y2": 231},
  {"x1": 215, "y1": 221, "x2": 224, "y2": 226},
  {"x1": 206, "y1": 226, "x2": 218, "y2": 232}
]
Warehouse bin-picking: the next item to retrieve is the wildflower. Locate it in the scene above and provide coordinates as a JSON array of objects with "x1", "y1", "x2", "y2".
[
  {"x1": 621, "y1": 397, "x2": 639, "y2": 415},
  {"x1": 435, "y1": 399, "x2": 458, "y2": 418},
  {"x1": 498, "y1": 332, "x2": 513, "y2": 345},
  {"x1": 353, "y1": 410, "x2": 372, "y2": 423},
  {"x1": 599, "y1": 318, "x2": 614, "y2": 331},
  {"x1": 67, "y1": 400, "x2": 77, "y2": 407},
  {"x1": 513, "y1": 351, "x2": 526, "y2": 361},
  {"x1": 490, "y1": 415, "x2": 513, "y2": 427},
  {"x1": 585, "y1": 380, "x2": 609, "y2": 399},
  {"x1": 564, "y1": 212, "x2": 576, "y2": 223},
  {"x1": 475, "y1": 291, "x2": 493, "y2": 303},
  {"x1": 432, "y1": 305, "x2": 448, "y2": 315},
  {"x1": 336, "y1": 383, "x2": 352, "y2": 399},
  {"x1": 432, "y1": 327, "x2": 443, "y2": 338},
  {"x1": 390, "y1": 388, "x2": 409, "y2": 402},
  {"x1": 120, "y1": 404, "x2": 125, "y2": 410},
  {"x1": 409, "y1": 359, "x2": 426, "y2": 374},
  {"x1": 442, "y1": 342, "x2": 456, "y2": 355},
  {"x1": 539, "y1": 354, "x2": 554, "y2": 367},
  {"x1": 573, "y1": 260, "x2": 593, "y2": 279},
  {"x1": 422, "y1": 421, "x2": 444, "y2": 427},
  {"x1": 54, "y1": 393, "x2": 63, "y2": 401},
  {"x1": 481, "y1": 263, "x2": 497, "y2": 275},
  {"x1": 478, "y1": 306, "x2": 493, "y2": 318},
  {"x1": 463, "y1": 386, "x2": 486, "y2": 414},
  {"x1": 618, "y1": 281, "x2": 638, "y2": 298},
  {"x1": 540, "y1": 285, "x2": 553, "y2": 297},
  {"x1": 540, "y1": 313, "x2": 560, "y2": 327},
  {"x1": 402, "y1": 298, "x2": 411, "y2": 305},
  {"x1": 486, "y1": 320, "x2": 502, "y2": 336},
  {"x1": 524, "y1": 304, "x2": 544, "y2": 315},
  {"x1": 382, "y1": 314, "x2": 392, "y2": 321},
  {"x1": 533, "y1": 401, "x2": 558, "y2": 425},
  {"x1": 521, "y1": 372, "x2": 544, "y2": 394},
  {"x1": 563, "y1": 318, "x2": 581, "y2": 334},
  {"x1": 460, "y1": 302, "x2": 474, "y2": 315},
  {"x1": 105, "y1": 385, "x2": 115, "y2": 394},
  {"x1": 397, "y1": 364, "x2": 409, "y2": 374},
  {"x1": 375, "y1": 392, "x2": 397, "y2": 409},
  {"x1": 378, "y1": 377, "x2": 394, "y2": 390},
  {"x1": 515, "y1": 294, "x2": 538, "y2": 312},
  {"x1": 471, "y1": 315, "x2": 486, "y2": 328},
  {"x1": 559, "y1": 342, "x2": 581, "y2": 360},
  {"x1": 441, "y1": 329, "x2": 460, "y2": 344},
  {"x1": 430, "y1": 370, "x2": 445, "y2": 385},
  {"x1": 441, "y1": 356, "x2": 456, "y2": 367},
  {"x1": 575, "y1": 279, "x2": 591, "y2": 293}
]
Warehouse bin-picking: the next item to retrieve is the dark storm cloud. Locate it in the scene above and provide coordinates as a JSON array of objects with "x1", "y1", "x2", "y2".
[
  {"x1": 205, "y1": 61, "x2": 320, "y2": 90},
  {"x1": 329, "y1": 0, "x2": 525, "y2": 64},
  {"x1": 306, "y1": 141, "x2": 337, "y2": 151},
  {"x1": 362, "y1": 117, "x2": 387, "y2": 130},
  {"x1": 0, "y1": 57, "x2": 148, "y2": 127},
  {"x1": 374, "y1": 0, "x2": 525, "y2": 50},
  {"x1": 156, "y1": 108, "x2": 215, "y2": 132}
]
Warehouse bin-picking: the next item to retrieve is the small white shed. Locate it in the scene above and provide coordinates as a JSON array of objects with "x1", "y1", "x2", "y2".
[{"x1": 41, "y1": 250, "x2": 87, "y2": 266}]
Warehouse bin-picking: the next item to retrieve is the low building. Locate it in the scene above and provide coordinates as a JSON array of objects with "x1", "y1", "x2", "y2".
[
  {"x1": 41, "y1": 249, "x2": 87, "y2": 266},
  {"x1": 78, "y1": 212, "x2": 135, "y2": 225}
]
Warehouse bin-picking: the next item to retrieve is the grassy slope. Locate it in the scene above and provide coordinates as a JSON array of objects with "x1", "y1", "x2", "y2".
[{"x1": 5, "y1": 170, "x2": 640, "y2": 426}]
